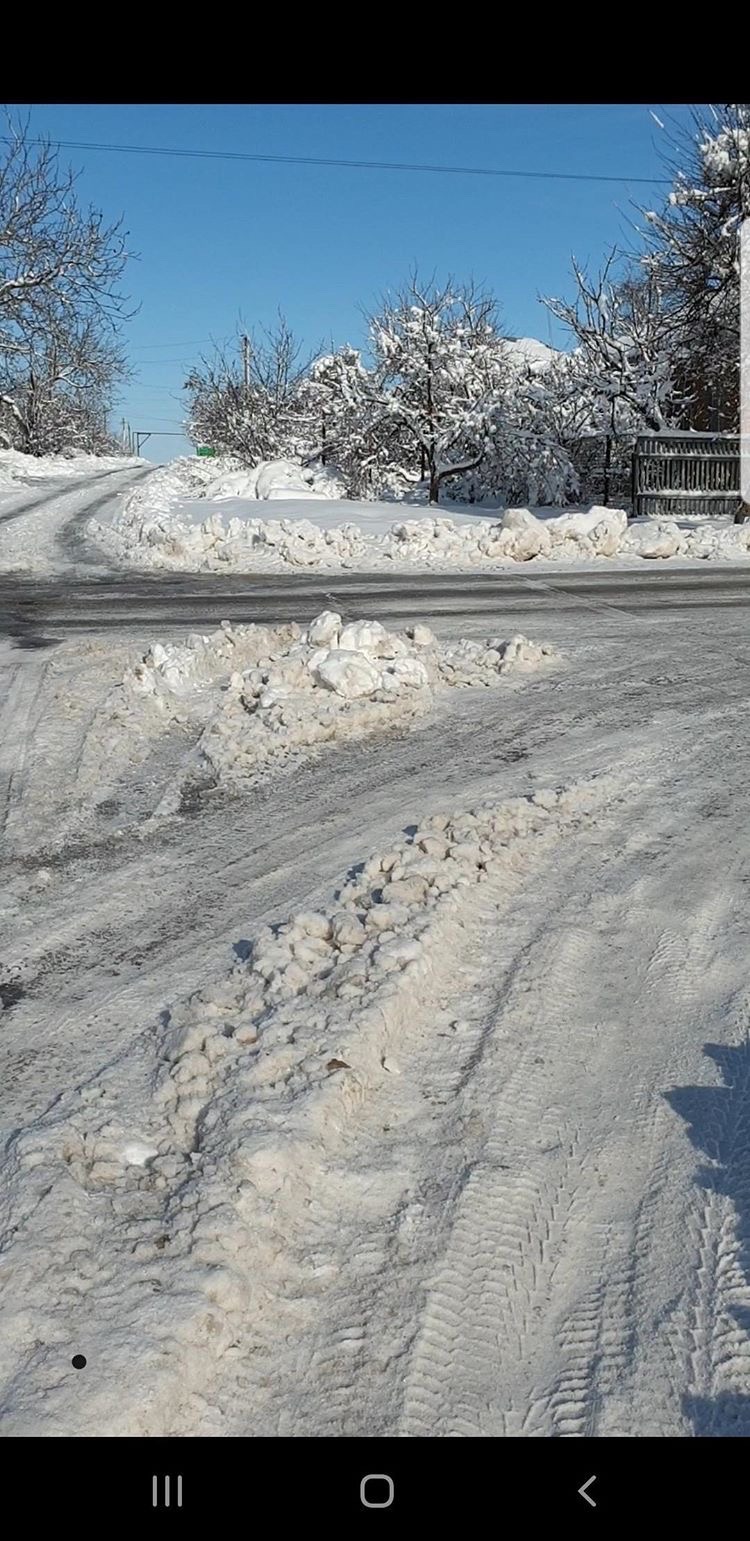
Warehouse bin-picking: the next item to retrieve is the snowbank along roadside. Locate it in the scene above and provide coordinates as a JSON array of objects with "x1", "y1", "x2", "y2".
[
  {"x1": 0, "y1": 771, "x2": 617, "y2": 1435},
  {"x1": 90, "y1": 455, "x2": 750, "y2": 572},
  {"x1": 0, "y1": 613, "x2": 556, "y2": 869},
  {"x1": 94, "y1": 613, "x2": 557, "y2": 820}
]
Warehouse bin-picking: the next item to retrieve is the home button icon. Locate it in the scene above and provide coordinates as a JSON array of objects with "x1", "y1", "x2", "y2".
[{"x1": 360, "y1": 1474, "x2": 395, "y2": 1508}]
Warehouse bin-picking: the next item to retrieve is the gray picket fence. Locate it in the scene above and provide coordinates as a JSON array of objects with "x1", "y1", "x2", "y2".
[{"x1": 632, "y1": 434, "x2": 741, "y2": 519}]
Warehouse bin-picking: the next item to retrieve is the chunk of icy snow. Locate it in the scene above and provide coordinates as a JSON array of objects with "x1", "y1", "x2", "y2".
[
  {"x1": 307, "y1": 610, "x2": 342, "y2": 647},
  {"x1": 122, "y1": 1141, "x2": 159, "y2": 1167},
  {"x1": 338, "y1": 619, "x2": 391, "y2": 655},
  {"x1": 312, "y1": 649, "x2": 383, "y2": 699}
]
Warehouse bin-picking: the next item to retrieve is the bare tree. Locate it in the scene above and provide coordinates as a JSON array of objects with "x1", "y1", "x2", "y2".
[{"x1": 184, "y1": 314, "x2": 317, "y2": 461}]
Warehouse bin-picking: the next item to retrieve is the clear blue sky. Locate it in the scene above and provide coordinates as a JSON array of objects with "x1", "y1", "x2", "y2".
[{"x1": 20, "y1": 103, "x2": 696, "y2": 460}]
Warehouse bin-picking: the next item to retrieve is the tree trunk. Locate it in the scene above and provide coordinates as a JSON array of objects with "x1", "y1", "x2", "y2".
[
  {"x1": 602, "y1": 432, "x2": 612, "y2": 506},
  {"x1": 433, "y1": 454, "x2": 484, "y2": 505}
]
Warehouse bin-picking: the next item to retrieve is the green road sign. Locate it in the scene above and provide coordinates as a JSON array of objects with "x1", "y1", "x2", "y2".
[{"x1": 196, "y1": 446, "x2": 216, "y2": 457}]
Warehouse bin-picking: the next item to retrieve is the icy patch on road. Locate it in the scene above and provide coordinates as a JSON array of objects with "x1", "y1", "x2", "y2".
[{"x1": 0, "y1": 773, "x2": 614, "y2": 1434}]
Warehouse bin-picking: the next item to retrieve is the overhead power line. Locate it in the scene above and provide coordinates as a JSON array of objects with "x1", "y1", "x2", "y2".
[
  {"x1": 130, "y1": 357, "x2": 195, "y2": 365},
  {"x1": 125, "y1": 416, "x2": 185, "y2": 424},
  {"x1": 129, "y1": 338, "x2": 214, "y2": 351},
  {"x1": 9, "y1": 136, "x2": 671, "y2": 186}
]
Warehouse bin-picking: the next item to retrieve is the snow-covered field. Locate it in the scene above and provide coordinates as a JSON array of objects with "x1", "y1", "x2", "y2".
[
  {"x1": 90, "y1": 456, "x2": 750, "y2": 574},
  {"x1": 2, "y1": 590, "x2": 750, "y2": 1437}
]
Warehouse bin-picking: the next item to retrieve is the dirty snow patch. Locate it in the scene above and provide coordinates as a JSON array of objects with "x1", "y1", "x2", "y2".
[{"x1": 0, "y1": 772, "x2": 616, "y2": 1435}]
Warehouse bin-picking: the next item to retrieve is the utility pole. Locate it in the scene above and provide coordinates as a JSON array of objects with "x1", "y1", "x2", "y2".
[{"x1": 242, "y1": 334, "x2": 250, "y2": 391}]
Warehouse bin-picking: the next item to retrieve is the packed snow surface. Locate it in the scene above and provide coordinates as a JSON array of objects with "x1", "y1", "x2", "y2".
[
  {"x1": 0, "y1": 448, "x2": 137, "y2": 489},
  {"x1": 0, "y1": 773, "x2": 617, "y2": 1435},
  {"x1": 3, "y1": 593, "x2": 750, "y2": 1439},
  {"x1": 0, "y1": 451, "x2": 147, "y2": 575},
  {"x1": 91, "y1": 457, "x2": 750, "y2": 573}
]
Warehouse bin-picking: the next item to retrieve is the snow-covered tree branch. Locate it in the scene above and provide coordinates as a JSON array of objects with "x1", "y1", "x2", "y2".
[{"x1": 0, "y1": 113, "x2": 132, "y2": 453}]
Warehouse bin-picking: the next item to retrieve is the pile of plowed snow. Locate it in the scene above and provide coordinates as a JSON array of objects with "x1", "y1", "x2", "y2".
[
  {"x1": 183, "y1": 619, "x2": 551, "y2": 801},
  {"x1": 0, "y1": 773, "x2": 616, "y2": 1435},
  {"x1": 90, "y1": 457, "x2": 750, "y2": 571},
  {"x1": 73, "y1": 613, "x2": 555, "y2": 821}
]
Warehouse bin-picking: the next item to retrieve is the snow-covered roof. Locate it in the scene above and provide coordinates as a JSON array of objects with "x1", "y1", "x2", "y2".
[{"x1": 503, "y1": 337, "x2": 558, "y2": 374}]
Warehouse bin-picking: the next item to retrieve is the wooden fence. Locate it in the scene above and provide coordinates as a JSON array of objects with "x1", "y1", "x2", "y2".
[{"x1": 632, "y1": 434, "x2": 741, "y2": 519}]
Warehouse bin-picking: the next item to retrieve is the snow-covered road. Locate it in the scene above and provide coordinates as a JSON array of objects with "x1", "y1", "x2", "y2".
[
  {"x1": 0, "y1": 461, "x2": 151, "y2": 576},
  {"x1": 1, "y1": 582, "x2": 749, "y2": 1436},
  {"x1": 3, "y1": 565, "x2": 750, "y2": 651}
]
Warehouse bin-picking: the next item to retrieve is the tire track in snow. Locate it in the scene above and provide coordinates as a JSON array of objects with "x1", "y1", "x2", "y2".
[
  {"x1": 0, "y1": 657, "x2": 49, "y2": 843},
  {"x1": 397, "y1": 754, "x2": 747, "y2": 1438},
  {"x1": 397, "y1": 919, "x2": 603, "y2": 1438},
  {"x1": 666, "y1": 1025, "x2": 750, "y2": 1435},
  {"x1": 0, "y1": 467, "x2": 126, "y2": 526},
  {"x1": 197, "y1": 724, "x2": 749, "y2": 1439},
  {"x1": 523, "y1": 1222, "x2": 635, "y2": 1437},
  {"x1": 541, "y1": 872, "x2": 744, "y2": 1435},
  {"x1": 223, "y1": 834, "x2": 592, "y2": 1438},
  {"x1": 3, "y1": 602, "x2": 750, "y2": 1435}
]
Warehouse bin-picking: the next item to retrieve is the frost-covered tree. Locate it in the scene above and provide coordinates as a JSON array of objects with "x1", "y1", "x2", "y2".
[
  {"x1": 546, "y1": 106, "x2": 750, "y2": 444},
  {"x1": 185, "y1": 315, "x2": 316, "y2": 462},
  {"x1": 184, "y1": 347, "x2": 258, "y2": 459},
  {"x1": 0, "y1": 114, "x2": 131, "y2": 454},
  {"x1": 303, "y1": 346, "x2": 371, "y2": 467},
  {"x1": 544, "y1": 253, "x2": 678, "y2": 436},
  {"x1": 642, "y1": 102, "x2": 750, "y2": 431},
  {"x1": 0, "y1": 308, "x2": 128, "y2": 454},
  {"x1": 183, "y1": 278, "x2": 589, "y2": 508},
  {"x1": 367, "y1": 274, "x2": 510, "y2": 504},
  {"x1": 302, "y1": 344, "x2": 420, "y2": 497},
  {"x1": 449, "y1": 352, "x2": 580, "y2": 507}
]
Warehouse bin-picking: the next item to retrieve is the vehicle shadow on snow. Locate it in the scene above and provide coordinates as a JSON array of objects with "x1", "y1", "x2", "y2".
[{"x1": 665, "y1": 1038, "x2": 750, "y2": 1437}]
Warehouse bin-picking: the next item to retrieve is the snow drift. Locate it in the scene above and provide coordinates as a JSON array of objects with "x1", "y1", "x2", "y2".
[
  {"x1": 90, "y1": 457, "x2": 750, "y2": 573},
  {"x1": 55, "y1": 613, "x2": 556, "y2": 840},
  {"x1": 129, "y1": 614, "x2": 556, "y2": 810},
  {"x1": 0, "y1": 772, "x2": 615, "y2": 1435}
]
